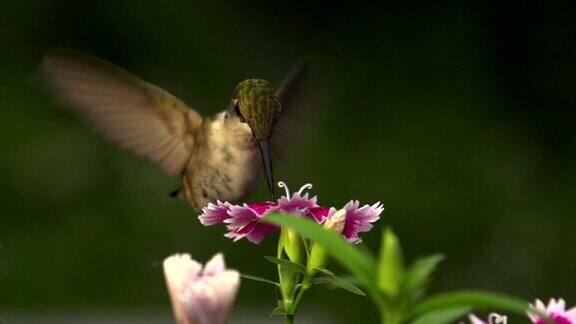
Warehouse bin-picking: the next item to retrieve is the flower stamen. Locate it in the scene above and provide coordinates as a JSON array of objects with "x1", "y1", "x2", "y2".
[
  {"x1": 277, "y1": 181, "x2": 291, "y2": 198},
  {"x1": 297, "y1": 183, "x2": 313, "y2": 196}
]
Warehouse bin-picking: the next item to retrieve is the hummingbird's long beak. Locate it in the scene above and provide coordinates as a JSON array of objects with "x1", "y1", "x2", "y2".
[{"x1": 258, "y1": 138, "x2": 275, "y2": 199}]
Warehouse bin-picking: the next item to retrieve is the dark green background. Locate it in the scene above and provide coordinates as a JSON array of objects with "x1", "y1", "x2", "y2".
[{"x1": 1, "y1": 0, "x2": 575, "y2": 322}]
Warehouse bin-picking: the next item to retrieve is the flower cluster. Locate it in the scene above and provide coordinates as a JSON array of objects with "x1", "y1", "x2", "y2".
[
  {"x1": 468, "y1": 298, "x2": 576, "y2": 324},
  {"x1": 199, "y1": 182, "x2": 384, "y2": 244}
]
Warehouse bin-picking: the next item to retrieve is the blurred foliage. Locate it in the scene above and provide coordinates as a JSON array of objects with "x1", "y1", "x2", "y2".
[{"x1": 1, "y1": 0, "x2": 575, "y2": 322}]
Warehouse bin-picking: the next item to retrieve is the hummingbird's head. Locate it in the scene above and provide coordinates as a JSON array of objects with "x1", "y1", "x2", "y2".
[
  {"x1": 229, "y1": 79, "x2": 281, "y2": 198},
  {"x1": 231, "y1": 79, "x2": 281, "y2": 140}
]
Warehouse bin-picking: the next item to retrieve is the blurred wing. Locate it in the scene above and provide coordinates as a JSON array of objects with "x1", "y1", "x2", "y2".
[
  {"x1": 277, "y1": 63, "x2": 308, "y2": 112},
  {"x1": 273, "y1": 63, "x2": 319, "y2": 161},
  {"x1": 40, "y1": 50, "x2": 203, "y2": 176}
]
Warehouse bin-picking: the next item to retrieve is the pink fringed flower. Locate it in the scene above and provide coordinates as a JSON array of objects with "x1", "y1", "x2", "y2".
[
  {"x1": 163, "y1": 253, "x2": 240, "y2": 324},
  {"x1": 308, "y1": 200, "x2": 384, "y2": 243},
  {"x1": 528, "y1": 298, "x2": 576, "y2": 324},
  {"x1": 198, "y1": 182, "x2": 383, "y2": 244}
]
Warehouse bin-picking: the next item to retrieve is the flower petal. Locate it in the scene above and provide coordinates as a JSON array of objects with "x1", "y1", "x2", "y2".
[
  {"x1": 225, "y1": 220, "x2": 277, "y2": 244},
  {"x1": 224, "y1": 204, "x2": 260, "y2": 224},
  {"x1": 566, "y1": 306, "x2": 576, "y2": 321},
  {"x1": 163, "y1": 254, "x2": 203, "y2": 324},
  {"x1": 183, "y1": 270, "x2": 240, "y2": 324},
  {"x1": 468, "y1": 314, "x2": 487, "y2": 324},
  {"x1": 551, "y1": 298, "x2": 567, "y2": 313},
  {"x1": 277, "y1": 192, "x2": 318, "y2": 212},
  {"x1": 245, "y1": 223, "x2": 277, "y2": 244},
  {"x1": 246, "y1": 201, "x2": 277, "y2": 215},
  {"x1": 341, "y1": 200, "x2": 384, "y2": 243},
  {"x1": 535, "y1": 299, "x2": 546, "y2": 310},
  {"x1": 203, "y1": 253, "x2": 226, "y2": 277},
  {"x1": 183, "y1": 280, "x2": 219, "y2": 324},
  {"x1": 163, "y1": 253, "x2": 203, "y2": 292},
  {"x1": 307, "y1": 207, "x2": 331, "y2": 223},
  {"x1": 199, "y1": 201, "x2": 231, "y2": 226},
  {"x1": 222, "y1": 203, "x2": 279, "y2": 244},
  {"x1": 207, "y1": 270, "x2": 241, "y2": 324}
]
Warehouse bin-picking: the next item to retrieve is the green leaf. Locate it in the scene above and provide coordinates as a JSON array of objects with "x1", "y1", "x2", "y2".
[
  {"x1": 240, "y1": 273, "x2": 280, "y2": 287},
  {"x1": 410, "y1": 307, "x2": 470, "y2": 324},
  {"x1": 264, "y1": 256, "x2": 307, "y2": 274},
  {"x1": 377, "y1": 228, "x2": 405, "y2": 296},
  {"x1": 313, "y1": 268, "x2": 366, "y2": 295},
  {"x1": 264, "y1": 214, "x2": 377, "y2": 289},
  {"x1": 270, "y1": 307, "x2": 292, "y2": 316},
  {"x1": 403, "y1": 254, "x2": 445, "y2": 292},
  {"x1": 408, "y1": 290, "x2": 530, "y2": 319},
  {"x1": 313, "y1": 276, "x2": 366, "y2": 296},
  {"x1": 313, "y1": 267, "x2": 336, "y2": 276}
]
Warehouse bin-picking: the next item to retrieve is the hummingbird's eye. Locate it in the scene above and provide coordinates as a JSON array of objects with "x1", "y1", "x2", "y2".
[{"x1": 234, "y1": 103, "x2": 246, "y2": 123}]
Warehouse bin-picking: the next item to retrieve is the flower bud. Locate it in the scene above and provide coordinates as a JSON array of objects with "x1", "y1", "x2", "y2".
[
  {"x1": 307, "y1": 209, "x2": 347, "y2": 275},
  {"x1": 278, "y1": 227, "x2": 303, "y2": 303},
  {"x1": 377, "y1": 228, "x2": 404, "y2": 297},
  {"x1": 163, "y1": 253, "x2": 240, "y2": 324},
  {"x1": 281, "y1": 227, "x2": 303, "y2": 264}
]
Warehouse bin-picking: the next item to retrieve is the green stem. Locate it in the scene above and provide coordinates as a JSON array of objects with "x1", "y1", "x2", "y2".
[
  {"x1": 277, "y1": 230, "x2": 311, "y2": 323},
  {"x1": 290, "y1": 276, "x2": 311, "y2": 313},
  {"x1": 278, "y1": 230, "x2": 297, "y2": 321},
  {"x1": 374, "y1": 294, "x2": 401, "y2": 324},
  {"x1": 283, "y1": 278, "x2": 311, "y2": 324},
  {"x1": 277, "y1": 231, "x2": 295, "y2": 304},
  {"x1": 277, "y1": 233, "x2": 287, "y2": 299},
  {"x1": 380, "y1": 305, "x2": 402, "y2": 324},
  {"x1": 383, "y1": 315, "x2": 401, "y2": 324}
]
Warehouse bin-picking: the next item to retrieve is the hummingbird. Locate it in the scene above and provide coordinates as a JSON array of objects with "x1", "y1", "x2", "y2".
[{"x1": 40, "y1": 50, "x2": 308, "y2": 209}]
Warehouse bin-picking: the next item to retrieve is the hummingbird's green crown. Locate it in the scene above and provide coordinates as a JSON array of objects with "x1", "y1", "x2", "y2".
[{"x1": 233, "y1": 79, "x2": 281, "y2": 139}]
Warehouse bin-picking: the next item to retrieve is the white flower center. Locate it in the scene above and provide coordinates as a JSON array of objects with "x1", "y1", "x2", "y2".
[
  {"x1": 277, "y1": 181, "x2": 313, "y2": 198},
  {"x1": 488, "y1": 313, "x2": 507, "y2": 324}
]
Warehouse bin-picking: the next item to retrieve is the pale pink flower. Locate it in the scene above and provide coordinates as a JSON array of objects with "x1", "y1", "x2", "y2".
[
  {"x1": 163, "y1": 253, "x2": 240, "y2": 324},
  {"x1": 529, "y1": 298, "x2": 576, "y2": 324}
]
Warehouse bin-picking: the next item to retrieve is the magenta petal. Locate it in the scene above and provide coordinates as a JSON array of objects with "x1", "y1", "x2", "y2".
[
  {"x1": 245, "y1": 223, "x2": 278, "y2": 244},
  {"x1": 341, "y1": 200, "x2": 384, "y2": 243},
  {"x1": 307, "y1": 207, "x2": 330, "y2": 223},
  {"x1": 225, "y1": 204, "x2": 260, "y2": 224},
  {"x1": 223, "y1": 204, "x2": 279, "y2": 244},
  {"x1": 277, "y1": 192, "x2": 318, "y2": 211},
  {"x1": 198, "y1": 200, "x2": 231, "y2": 226},
  {"x1": 247, "y1": 201, "x2": 277, "y2": 215},
  {"x1": 224, "y1": 219, "x2": 278, "y2": 244}
]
